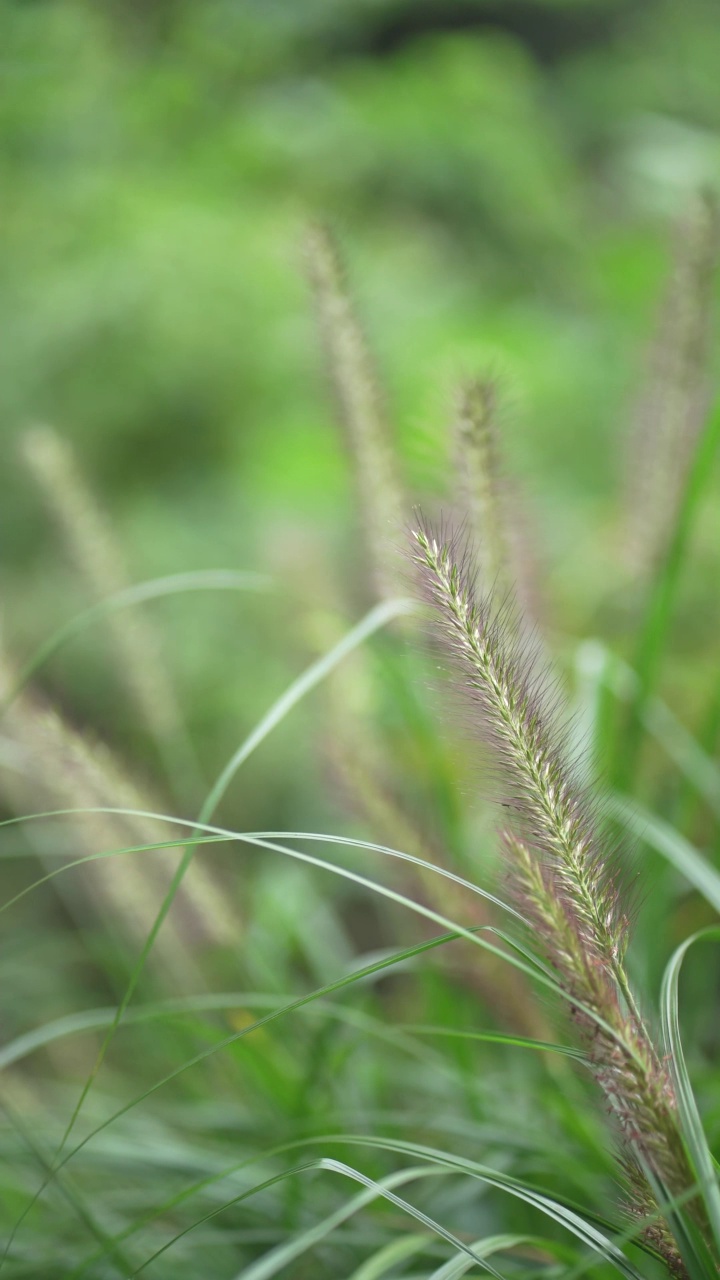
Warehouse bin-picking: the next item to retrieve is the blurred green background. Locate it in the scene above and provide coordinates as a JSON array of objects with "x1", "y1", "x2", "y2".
[
  {"x1": 3, "y1": 0, "x2": 720, "y2": 795},
  {"x1": 2, "y1": 2, "x2": 720, "y2": 1276}
]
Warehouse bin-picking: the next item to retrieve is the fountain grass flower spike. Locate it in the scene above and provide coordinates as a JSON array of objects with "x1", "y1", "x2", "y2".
[
  {"x1": 411, "y1": 520, "x2": 715, "y2": 1280},
  {"x1": 454, "y1": 375, "x2": 543, "y2": 625},
  {"x1": 305, "y1": 221, "x2": 405, "y2": 605}
]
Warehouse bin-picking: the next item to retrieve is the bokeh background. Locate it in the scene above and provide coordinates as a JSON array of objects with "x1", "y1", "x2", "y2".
[
  {"x1": 2, "y1": 2, "x2": 720, "y2": 1277},
  {"x1": 3, "y1": 0, "x2": 720, "y2": 793}
]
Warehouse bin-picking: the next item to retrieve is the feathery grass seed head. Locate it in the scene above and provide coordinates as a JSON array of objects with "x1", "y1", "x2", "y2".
[
  {"x1": 625, "y1": 190, "x2": 720, "y2": 574},
  {"x1": 411, "y1": 521, "x2": 711, "y2": 1275},
  {"x1": 305, "y1": 222, "x2": 405, "y2": 603},
  {"x1": 411, "y1": 521, "x2": 624, "y2": 975}
]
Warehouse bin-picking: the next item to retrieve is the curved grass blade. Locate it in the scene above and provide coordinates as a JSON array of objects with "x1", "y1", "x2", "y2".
[
  {"x1": 0, "y1": 834, "x2": 228, "y2": 916},
  {"x1": 234, "y1": 1166, "x2": 459, "y2": 1280},
  {"x1": 0, "y1": 570, "x2": 270, "y2": 715},
  {"x1": 64, "y1": 1127, "x2": 628, "y2": 1280},
  {"x1": 129, "y1": 1160, "x2": 503, "y2": 1280},
  {"x1": 0, "y1": 812, "x2": 527, "y2": 929},
  {"x1": 314, "y1": 1136, "x2": 648, "y2": 1279},
  {"x1": 661, "y1": 927, "x2": 720, "y2": 1249},
  {"x1": 62, "y1": 1072, "x2": 462, "y2": 1278},
  {"x1": 1, "y1": 820, "x2": 634, "y2": 1261},
  {"x1": 428, "y1": 1234, "x2": 537, "y2": 1280},
  {"x1": 8, "y1": 831, "x2": 609, "y2": 1275},
  {"x1": 403, "y1": 1025, "x2": 586, "y2": 1062},
  {"x1": 348, "y1": 1233, "x2": 434, "y2": 1280},
  {"x1": 0, "y1": 928, "x2": 484, "y2": 1266},
  {"x1": 48, "y1": 599, "x2": 410, "y2": 1152},
  {"x1": 0, "y1": 807, "x2": 634, "y2": 1040}
]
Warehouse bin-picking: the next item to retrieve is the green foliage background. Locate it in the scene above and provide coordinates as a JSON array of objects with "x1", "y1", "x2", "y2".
[{"x1": 2, "y1": 2, "x2": 720, "y2": 1277}]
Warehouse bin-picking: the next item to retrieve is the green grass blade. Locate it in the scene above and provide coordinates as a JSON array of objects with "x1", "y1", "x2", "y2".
[
  {"x1": 0, "y1": 834, "x2": 228, "y2": 915},
  {"x1": 403, "y1": 1025, "x2": 586, "y2": 1061},
  {"x1": 348, "y1": 1232, "x2": 434, "y2": 1280},
  {"x1": 0, "y1": 1100, "x2": 132, "y2": 1279},
  {"x1": 236, "y1": 829, "x2": 528, "y2": 925},
  {"x1": 428, "y1": 1235, "x2": 535, "y2": 1280},
  {"x1": 63, "y1": 1127, "x2": 634, "y2": 1280},
  {"x1": 0, "y1": 806, "x2": 634, "y2": 1038},
  {"x1": 0, "y1": 816, "x2": 633, "y2": 1262},
  {"x1": 614, "y1": 399, "x2": 720, "y2": 788},
  {"x1": 0, "y1": 929, "x2": 483, "y2": 1267},
  {"x1": 234, "y1": 1166, "x2": 463, "y2": 1280},
  {"x1": 307, "y1": 1137, "x2": 647, "y2": 1279},
  {"x1": 661, "y1": 927, "x2": 720, "y2": 1250},
  {"x1": 51, "y1": 600, "x2": 411, "y2": 1145},
  {"x1": 202, "y1": 598, "x2": 412, "y2": 816},
  {"x1": 612, "y1": 796, "x2": 720, "y2": 913},
  {"x1": 128, "y1": 1161, "x2": 503, "y2": 1280},
  {"x1": 598, "y1": 647, "x2": 720, "y2": 817},
  {"x1": 0, "y1": 811, "x2": 526, "y2": 924},
  {"x1": 0, "y1": 569, "x2": 270, "y2": 715}
]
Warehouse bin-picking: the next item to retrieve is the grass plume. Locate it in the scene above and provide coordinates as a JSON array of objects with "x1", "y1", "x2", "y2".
[
  {"x1": 455, "y1": 377, "x2": 508, "y2": 590},
  {"x1": 20, "y1": 425, "x2": 201, "y2": 796},
  {"x1": 305, "y1": 223, "x2": 405, "y2": 604},
  {"x1": 412, "y1": 521, "x2": 712, "y2": 1277},
  {"x1": 0, "y1": 626, "x2": 236, "y2": 973},
  {"x1": 454, "y1": 376, "x2": 543, "y2": 624},
  {"x1": 625, "y1": 191, "x2": 719, "y2": 576}
]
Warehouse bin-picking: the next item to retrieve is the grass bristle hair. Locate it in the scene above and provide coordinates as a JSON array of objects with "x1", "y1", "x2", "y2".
[{"x1": 411, "y1": 518, "x2": 713, "y2": 1278}]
